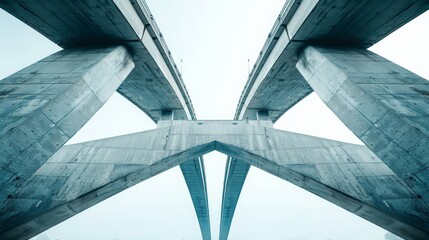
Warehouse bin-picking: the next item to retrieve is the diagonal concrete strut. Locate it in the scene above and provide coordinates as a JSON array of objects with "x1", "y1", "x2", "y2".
[
  {"x1": 297, "y1": 46, "x2": 429, "y2": 205},
  {"x1": 0, "y1": 45, "x2": 134, "y2": 203},
  {"x1": 1, "y1": 121, "x2": 428, "y2": 240}
]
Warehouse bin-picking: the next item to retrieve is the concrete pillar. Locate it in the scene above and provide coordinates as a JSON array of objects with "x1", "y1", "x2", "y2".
[
  {"x1": 296, "y1": 46, "x2": 429, "y2": 200},
  {"x1": 0, "y1": 46, "x2": 134, "y2": 200},
  {"x1": 256, "y1": 110, "x2": 273, "y2": 128},
  {"x1": 256, "y1": 110, "x2": 269, "y2": 120},
  {"x1": 161, "y1": 109, "x2": 174, "y2": 120},
  {"x1": 157, "y1": 110, "x2": 175, "y2": 128}
]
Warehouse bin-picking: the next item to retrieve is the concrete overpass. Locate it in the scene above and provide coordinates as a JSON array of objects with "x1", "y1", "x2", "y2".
[
  {"x1": 0, "y1": 0, "x2": 210, "y2": 239},
  {"x1": 221, "y1": 0, "x2": 429, "y2": 239},
  {"x1": 2, "y1": 0, "x2": 429, "y2": 240}
]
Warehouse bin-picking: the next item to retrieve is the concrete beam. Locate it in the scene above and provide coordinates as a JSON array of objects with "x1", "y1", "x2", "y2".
[
  {"x1": 0, "y1": 127, "x2": 214, "y2": 240},
  {"x1": 220, "y1": 111, "x2": 274, "y2": 240},
  {"x1": 2, "y1": 121, "x2": 428, "y2": 240},
  {"x1": 296, "y1": 46, "x2": 429, "y2": 204},
  {"x1": 235, "y1": 0, "x2": 429, "y2": 122},
  {"x1": 157, "y1": 117, "x2": 211, "y2": 239},
  {"x1": 179, "y1": 158, "x2": 211, "y2": 240},
  {"x1": 220, "y1": 111, "x2": 273, "y2": 240},
  {"x1": 0, "y1": 45, "x2": 134, "y2": 202},
  {"x1": 219, "y1": 114, "x2": 273, "y2": 239},
  {"x1": 0, "y1": 0, "x2": 196, "y2": 121},
  {"x1": 219, "y1": 158, "x2": 250, "y2": 240}
]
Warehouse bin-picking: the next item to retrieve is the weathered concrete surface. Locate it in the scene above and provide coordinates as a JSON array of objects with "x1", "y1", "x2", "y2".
[
  {"x1": 235, "y1": 0, "x2": 429, "y2": 121},
  {"x1": 219, "y1": 118, "x2": 274, "y2": 239},
  {"x1": 219, "y1": 117, "x2": 274, "y2": 239},
  {"x1": 0, "y1": 1, "x2": 211, "y2": 238},
  {"x1": 179, "y1": 158, "x2": 211, "y2": 240},
  {"x1": 2, "y1": 121, "x2": 428, "y2": 240},
  {"x1": 0, "y1": 0, "x2": 195, "y2": 121},
  {"x1": 2, "y1": 1, "x2": 429, "y2": 239},
  {"x1": 0, "y1": 45, "x2": 134, "y2": 202},
  {"x1": 220, "y1": 114, "x2": 276, "y2": 239},
  {"x1": 224, "y1": 2, "x2": 429, "y2": 238},
  {"x1": 158, "y1": 119, "x2": 211, "y2": 240},
  {"x1": 219, "y1": 157, "x2": 250, "y2": 240},
  {"x1": 0, "y1": 126, "x2": 213, "y2": 240},
  {"x1": 296, "y1": 46, "x2": 429, "y2": 204}
]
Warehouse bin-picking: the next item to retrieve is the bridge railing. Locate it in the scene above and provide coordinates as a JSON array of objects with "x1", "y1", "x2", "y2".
[
  {"x1": 234, "y1": 0, "x2": 297, "y2": 120},
  {"x1": 132, "y1": 0, "x2": 196, "y2": 120}
]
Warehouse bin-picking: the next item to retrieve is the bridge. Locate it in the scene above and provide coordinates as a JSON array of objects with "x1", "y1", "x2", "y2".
[{"x1": 0, "y1": 0, "x2": 429, "y2": 240}]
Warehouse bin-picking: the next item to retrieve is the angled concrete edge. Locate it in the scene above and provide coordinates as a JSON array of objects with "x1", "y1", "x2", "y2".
[
  {"x1": 0, "y1": 45, "x2": 134, "y2": 202},
  {"x1": 157, "y1": 119, "x2": 211, "y2": 240},
  {"x1": 296, "y1": 45, "x2": 429, "y2": 204},
  {"x1": 219, "y1": 157, "x2": 250, "y2": 240},
  {"x1": 0, "y1": 125, "x2": 215, "y2": 239},
  {"x1": 2, "y1": 121, "x2": 428, "y2": 240}
]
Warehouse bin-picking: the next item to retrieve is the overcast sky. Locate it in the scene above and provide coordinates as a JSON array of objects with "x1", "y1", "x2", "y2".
[{"x1": 1, "y1": 1, "x2": 428, "y2": 239}]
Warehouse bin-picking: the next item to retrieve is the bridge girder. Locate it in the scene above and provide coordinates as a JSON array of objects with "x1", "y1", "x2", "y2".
[{"x1": 1, "y1": 121, "x2": 428, "y2": 240}]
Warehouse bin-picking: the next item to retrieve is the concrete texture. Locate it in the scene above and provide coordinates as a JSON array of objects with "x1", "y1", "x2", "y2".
[
  {"x1": 0, "y1": 0, "x2": 195, "y2": 121},
  {"x1": 235, "y1": 0, "x2": 429, "y2": 122},
  {"x1": 0, "y1": 45, "x2": 134, "y2": 203},
  {"x1": 296, "y1": 45, "x2": 429, "y2": 207},
  {"x1": 179, "y1": 158, "x2": 211, "y2": 240},
  {"x1": 1, "y1": 121, "x2": 428, "y2": 240},
  {"x1": 2, "y1": 0, "x2": 429, "y2": 239},
  {"x1": 158, "y1": 113, "x2": 211, "y2": 239},
  {"x1": 219, "y1": 113, "x2": 274, "y2": 239},
  {"x1": 0, "y1": 1, "x2": 211, "y2": 238},
  {"x1": 219, "y1": 157, "x2": 250, "y2": 239},
  {"x1": 224, "y1": 1, "x2": 429, "y2": 238}
]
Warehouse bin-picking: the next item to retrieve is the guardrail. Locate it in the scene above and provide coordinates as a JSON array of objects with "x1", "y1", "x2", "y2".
[
  {"x1": 131, "y1": 0, "x2": 197, "y2": 120},
  {"x1": 234, "y1": 0, "x2": 298, "y2": 120}
]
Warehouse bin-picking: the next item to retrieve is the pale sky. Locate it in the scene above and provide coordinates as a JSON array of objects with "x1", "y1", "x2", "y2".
[{"x1": 1, "y1": 1, "x2": 428, "y2": 239}]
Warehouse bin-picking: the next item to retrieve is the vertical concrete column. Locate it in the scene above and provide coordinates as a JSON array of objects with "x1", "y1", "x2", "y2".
[
  {"x1": 156, "y1": 110, "x2": 174, "y2": 128},
  {"x1": 256, "y1": 110, "x2": 273, "y2": 127},
  {"x1": 161, "y1": 109, "x2": 174, "y2": 120},
  {"x1": 296, "y1": 46, "x2": 429, "y2": 200},
  {"x1": 256, "y1": 110, "x2": 269, "y2": 120},
  {"x1": 0, "y1": 45, "x2": 134, "y2": 200}
]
